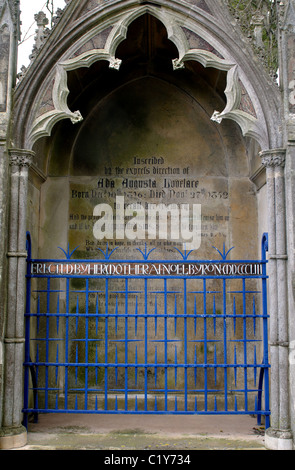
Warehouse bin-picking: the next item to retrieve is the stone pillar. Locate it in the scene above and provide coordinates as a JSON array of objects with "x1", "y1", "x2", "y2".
[
  {"x1": 0, "y1": 149, "x2": 34, "y2": 450},
  {"x1": 260, "y1": 148, "x2": 293, "y2": 450}
]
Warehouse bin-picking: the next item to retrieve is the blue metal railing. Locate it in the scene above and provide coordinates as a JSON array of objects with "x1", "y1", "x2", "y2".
[{"x1": 23, "y1": 233, "x2": 270, "y2": 429}]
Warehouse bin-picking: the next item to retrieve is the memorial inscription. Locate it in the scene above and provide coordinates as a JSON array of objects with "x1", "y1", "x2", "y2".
[
  {"x1": 31, "y1": 260, "x2": 263, "y2": 277},
  {"x1": 69, "y1": 155, "x2": 230, "y2": 259}
]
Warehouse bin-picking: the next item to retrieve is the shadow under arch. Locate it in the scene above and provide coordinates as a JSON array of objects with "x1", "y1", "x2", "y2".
[{"x1": 44, "y1": 13, "x2": 229, "y2": 178}]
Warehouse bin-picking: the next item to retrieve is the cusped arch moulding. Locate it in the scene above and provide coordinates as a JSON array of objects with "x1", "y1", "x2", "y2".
[{"x1": 28, "y1": 4, "x2": 268, "y2": 149}]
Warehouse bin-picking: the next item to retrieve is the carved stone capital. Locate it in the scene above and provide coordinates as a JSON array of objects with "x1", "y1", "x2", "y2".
[
  {"x1": 259, "y1": 148, "x2": 286, "y2": 168},
  {"x1": 8, "y1": 149, "x2": 35, "y2": 168}
]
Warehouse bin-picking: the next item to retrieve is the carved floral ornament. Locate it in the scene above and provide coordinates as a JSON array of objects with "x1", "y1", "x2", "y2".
[
  {"x1": 8, "y1": 149, "x2": 34, "y2": 168},
  {"x1": 259, "y1": 149, "x2": 286, "y2": 168},
  {"x1": 28, "y1": 6, "x2": 268, "y2": 149}
]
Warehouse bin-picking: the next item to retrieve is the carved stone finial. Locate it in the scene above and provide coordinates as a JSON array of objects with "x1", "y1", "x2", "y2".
[
  {"x1": 109, "y1": 57, "x2": 122, "y2": 70},
  {"x1": 172, "y1": 58, "x2": 185, "y2": 70},
  {"x1": 251, "y1": 12, "x2": 265, "y2": 48},
  {"x1": 70, "y1": 110, "x2": 83, "y2": 124},
  {"x1": 210, "y1": 111, "x2": 223, "y2": 124},
  {"x1": 30, "y1": 11, "x2": 50, "y2": 58},
  {"x1": 34, "y1": 11, "x2": 48, "y2": 28}
]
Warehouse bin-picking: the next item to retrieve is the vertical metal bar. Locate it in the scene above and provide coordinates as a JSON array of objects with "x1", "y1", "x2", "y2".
[
  {"x1": 155, "y1": 346, "x2": 158, "y2": 387},
  {"x1": 154, "y1": 295, "x2": 157, "y2": 336},
  {"x1": 75, "y1": 345, "x2": 78, "y2": 385},
  {"x1": 223, "y1": 278, "x2": 228, "y2": 412},
  {"x1": 55, "y1": 344, "x2": 59, "y2": 387},
  {"x1": 104, "y1": 277, "x2": 109, "y2": 410},
  {"x1": 135, "y1": 296, "x2": 138, "y2": 337},
  {"x1": 183, "y1": 278, "x2": 188, "y2": 411},
  {"x1": 164, "y1": 278, "x2": 168, "y2": 412},
  {"x1": 23, "y1": 234, "x2": 32, "y2": 428},
  {"x1": 203, "y1": 279, "x2": 207, "y2": 412},
  {"x1": 135, "y1": 345, "x2": 138, "y2": 387},
  {"x1": 261, "y1": 233, "x2": 270, "y2": 429},
  {"x1": 124, "y1": 278, "x2": 128, "y2": 411},
  {"x1": 194, "y1": 296, "x2": 197, "y2": 335},
  {"x1": 194, "y1": 345, "x2": 197, "y2": 387},
  {"x1": 45, "y1": 277, "x2": 50, "y2": 411},
  {"x1": 65, "y1": 277, "x2": 70, "y2": 410},
  {"x1": 174, "y1": 345, "x2": 177, "y2": 387},
  {"x1": 214, "y1": 345, "x2": 217, "y2": 386},
  {"x1": 85, "y1": 278, "x2": 89, "y2": 410},
  {"x1": 242, "y1": 278, "x2": 248, "y2": 412},
  {"x1": 144, "y1": 279, "x2": 148, "y2": 411},
  {"x1": 233, "y1": 296, "x2": 236, "y2": 336}
]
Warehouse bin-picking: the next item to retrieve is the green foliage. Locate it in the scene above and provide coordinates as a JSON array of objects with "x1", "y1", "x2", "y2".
[{"x1": 226, "y1": 0, "x2": 278, "y2": 79}]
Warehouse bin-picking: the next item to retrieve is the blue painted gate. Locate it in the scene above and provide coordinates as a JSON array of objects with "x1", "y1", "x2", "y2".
[{"x1": 23, "y1": 233, "x2": 270, "y2": 428}]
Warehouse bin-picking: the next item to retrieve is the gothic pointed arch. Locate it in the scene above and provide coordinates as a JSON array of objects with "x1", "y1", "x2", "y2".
[{"x1": 13, "y1": 0, "x2": 282, "y2": 157}]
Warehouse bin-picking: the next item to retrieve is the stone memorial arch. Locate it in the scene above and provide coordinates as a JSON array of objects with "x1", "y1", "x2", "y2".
[{"x1": 0, "y1": 0, "x2": 294, "y2": 450}]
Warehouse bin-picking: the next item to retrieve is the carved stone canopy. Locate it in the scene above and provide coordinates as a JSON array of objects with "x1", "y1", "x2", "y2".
[{"x1": 26, "y1": 5, "x2": 270, "y2": 151}]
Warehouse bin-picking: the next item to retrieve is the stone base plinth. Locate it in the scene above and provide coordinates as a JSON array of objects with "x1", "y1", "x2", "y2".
[
  {"x1": 265, "y1": 428, "x2": 293, "y2": 451},
  {"x1": 0, "y1": 425, "x2": 27, "y2": 449}
]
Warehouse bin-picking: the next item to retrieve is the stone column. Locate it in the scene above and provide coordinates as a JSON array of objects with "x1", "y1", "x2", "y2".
[
  {"x1": 260, "y1": 148, "x2": 293, "y2": 450},
  {"x1": 0, "y1": 149, "x2": 34, "y2": 450}
]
